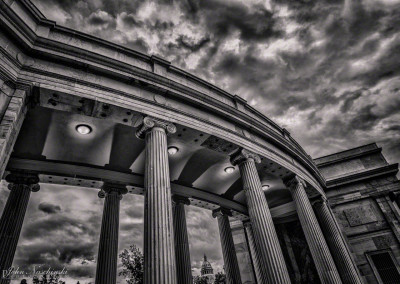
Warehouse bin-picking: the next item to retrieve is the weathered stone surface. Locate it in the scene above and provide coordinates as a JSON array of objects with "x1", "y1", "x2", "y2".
[
  {"x1": 172, "y1": 196, "x2": 192, "y2": 284},
  {"x1": 285, "y1": 176, "x2": 342, "y2": 284},
  {"x1": 0, "y1": 173, "x2": 39, "y2": 284},
  {"x1": 316, "y1": 144, "x2": 400, "y2": 284},
  {"x1": 0, "y1": 89, "x2": 28, "y2": 178},
  {"x1": 313, "y1": 198, "x2": 363, "y2": 284},
  {"x1": 230, "y1": 221, "x2": 256, "y2": 284},
  {"x1": 142, "y1": 122, "x2": 177, "y2": 284},
  {"x1": 243, "y1": 222, "x2": 263, "y2": 284},
  {"x1": 343, "y1": 205, "x2": 378, "y2": 227},
  {"x1": 95, "y1": 183, "x2": 126, "y2": 284},
  {"x1": 233, "y1": 150, "x2": 291, "y2": 284},
  {"x1": 213, "y1": 208, "x2": 242, "y2": 284}
]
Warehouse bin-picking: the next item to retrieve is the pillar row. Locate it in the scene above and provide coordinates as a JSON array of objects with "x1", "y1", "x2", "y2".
[
  {"x1": 313, "y1": 197, "x2": 363, "y2": 284},
  {"x1": 172, "y1": 195, "x2": 192, "y2": 284},
  {"x1": 95, "y1": 183, "x2": 127, "y2": 284},
  {"x1": 0, "y1": 172, "x2": 40, "y2": 284},
  {"x1": 285, "y1": 176, "x2": 342, "y2": 284},
  {"x1": 213, "y1": 208, "x2": 242, "y2": 284},
  {"x1": 231, "y1": 149, "x2": 291, "y2": 284},
  {"x1": 136, "y1": 116, "x2": 177, "y2": 284}
]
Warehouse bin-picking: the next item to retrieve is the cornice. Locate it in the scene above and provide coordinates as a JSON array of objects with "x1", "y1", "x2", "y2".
[
  {"x1": 315, "y1": 147, "x2": 382, "y2": 167},
  {"x1": 0, "y1": 0, "x2": 325, "y2": 188},
  {"x1": 326, "y1": 163, "x2": 399, "y2": 188}
]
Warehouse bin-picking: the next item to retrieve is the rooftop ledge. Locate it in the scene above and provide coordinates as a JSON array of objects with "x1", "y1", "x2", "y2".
[{"x1": 0, "y1": 0, "x2": 325, "y2": 188}]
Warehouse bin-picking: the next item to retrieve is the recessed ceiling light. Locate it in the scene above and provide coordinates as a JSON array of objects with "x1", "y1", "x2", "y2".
[
  {"x1": 168, "y1": 146, "x2": 179, "y2": 155},
  {"x1": 262, "y1": 184, "x2": 270, "y2": 190},
  {"x1": 224, "y1": 166, "x2": 235, "y2": 174},
  {"x1": 76, "y1": 124, "x2": 92, "y2": 135}
]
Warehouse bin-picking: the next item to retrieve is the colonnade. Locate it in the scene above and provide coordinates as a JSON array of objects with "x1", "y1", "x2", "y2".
[{"x1": 0, "y1": 116, "x2": 363, "y2": 284}]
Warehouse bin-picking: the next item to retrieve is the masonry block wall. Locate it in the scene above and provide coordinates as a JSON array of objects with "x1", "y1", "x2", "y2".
[
  {"x1": 230, "y1": 221, "x2": 257, "y2": 284},
  {"x1": 315, "y1": 143, "x2": 400, "y2": 284}
]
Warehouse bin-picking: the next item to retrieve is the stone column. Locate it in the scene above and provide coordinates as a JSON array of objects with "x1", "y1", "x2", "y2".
[
  {"x1": 243, "y1": 222, "x2": 263, "y2": 284},
  {"x1": 0, "y1": 172, "x2": 40, "y2": 284},
  {"x1": 172, "y1": 195, "x2": 192, "y2": 284},
  {"x1": 212, "y1": 208, "x2": 242, "y2": 284},
  {"x1": 0, "y1": 88, "x2": 28, "y2": 177},
  {"x1": 95, "y1": 182, "x2": 127, "y2": 284},
  {"x1": 136, "y1": 116, "x2": 177, "y2": 284},
  {"x1": 231, "y1": 149, "x2": 291, "y2": 284},
  {"x1": 313, "y1": 197, "x2": 362, "y2": 284},
  {"x1": 285, "y1": 176, "x2": 342, "y2": 284},
  {"x1": 0, "y1": 81, "x2": 13, "y2": 122}
]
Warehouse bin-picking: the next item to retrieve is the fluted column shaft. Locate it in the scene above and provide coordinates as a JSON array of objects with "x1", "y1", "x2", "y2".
[
  {"x1": 313, "y1": 198, "x2": 362, "y2": 284},
  {"x1": 139, "y1": 116, "x2": 177, "y2": 284},
  {"x1": 213, "y1": 208, "x2": 242, "y2": 284},
  {"x1": 243, "y1": 222, "x2": 263, "y2": 284},
  {"x1": 172, "y1": 196, "x2": 192, "y2": 284},
  {"x1": 0, "y1": 173, "x2": 39, "y2": 284},
  {"x1": 231, "y1": 149, "x2": 291, "y2": 284},
  {"x1": 286, "y1": 176, "x2": 342, "y2": 284},
  {"x1": 95, "y1": 184, "x2": 126, "y2": 284}
]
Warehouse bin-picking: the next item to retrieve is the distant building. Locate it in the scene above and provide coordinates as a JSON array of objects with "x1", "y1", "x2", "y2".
[{"x1": 200, "y1": 254, "x2": 215, "y2": 283}]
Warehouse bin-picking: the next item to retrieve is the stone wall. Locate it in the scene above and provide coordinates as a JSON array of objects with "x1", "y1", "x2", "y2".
[
  {"x1": 230, "y1": 221, "x2": 256, "y2": 284},
  {"x1": 319, "y1": 144, "x2": 400, "y2": 283}
]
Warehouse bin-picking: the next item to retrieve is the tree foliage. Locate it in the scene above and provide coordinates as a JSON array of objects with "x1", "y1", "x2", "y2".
[
  {"x1": 193, "y1": 275, "x2": 209, "y2": 284},
  {"x1": 31, "y1": 274, "x2": 65, "y2": 284},
  {"x1": 119, "y1": 244, "x2": 144, "y2": 284},
  {"x1": 214, "y1": 272, "x2": 226, "y2": 284}
]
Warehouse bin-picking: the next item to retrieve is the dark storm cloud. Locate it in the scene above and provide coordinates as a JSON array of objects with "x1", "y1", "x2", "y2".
[
  {"x1": 38, "y1": 202, "x2": 61, "y2": 214},
  {"x1": 197, "y1": 1, "x2": 281, "y2": 41},
  {"x1": 21, "y1": 0, "x2": 400, "y2": 281},
  {"x1": 88, "y1": 12, "x2": 112, "y2": 26},
  {"x1": 176, "y1": 35, "x2": 211, "y2": 52}
]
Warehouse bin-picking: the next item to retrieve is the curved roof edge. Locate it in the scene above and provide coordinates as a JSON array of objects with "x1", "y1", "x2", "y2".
[{"x1": 0, "y1": 0, "x2": 327, "y2": 191}]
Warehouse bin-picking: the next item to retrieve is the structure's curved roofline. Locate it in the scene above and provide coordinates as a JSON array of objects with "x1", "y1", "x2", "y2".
[{"x1": 0, "y1": 0, "x2": 326, "y2": 192}]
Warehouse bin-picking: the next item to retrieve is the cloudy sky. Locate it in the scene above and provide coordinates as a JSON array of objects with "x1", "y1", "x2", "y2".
[
  {"x1": 1, "y1": 0, "x2": 400, "y2": 283},
  {"x1": 1, "y1": 182, "x2": 224, "y2": 283}
]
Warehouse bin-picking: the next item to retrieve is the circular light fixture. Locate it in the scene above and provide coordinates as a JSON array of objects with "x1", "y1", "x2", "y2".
[
  {"x1": 168, "y1": 146, "x2": 179, "y2": 155},
  {"x1": 262, "y1": 184, "x2": 270, "y2": 190},
  {"x1": 224, "y1": 166, "x2": 235, "y2": 174},
  {"x1": 76, "y1": 124, "x2": 92, "y2": 135}
]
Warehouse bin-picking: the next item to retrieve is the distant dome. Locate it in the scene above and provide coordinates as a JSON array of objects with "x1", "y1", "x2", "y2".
[{"x1": 201, "y1": 254, "x2": 214, "y2": 276}]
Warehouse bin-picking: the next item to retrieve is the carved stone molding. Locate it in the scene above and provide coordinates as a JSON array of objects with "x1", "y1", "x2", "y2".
[
  {"x1": 230, "y1": 148, "x2": 261, "y2": 166},
  {"x1": 242, "y1": 220, "x2": 252, "y2": 228},
  {"x1": 283, "y1": 175, "x2": 306, "y2": 191},
  {"x1": 134, "y1": 115, "x2": 176, "y2": 139},
  {"x1": 5, "y1": 172, "x2": 40, "y2": 192},
  {"x1": 172, "y1": 195, "x2": 190, "y2": 206},
  {"x1": 98, "y1": 182, "x2": 128, "y2": 199},
  {"x1": 310, "y1": 195, "x2": 328, "y2": 207},
  {"x1": 212, "y1": 207, "x2": 232, "y2": 218}
]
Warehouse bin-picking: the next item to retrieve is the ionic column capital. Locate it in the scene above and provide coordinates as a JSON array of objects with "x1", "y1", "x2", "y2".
[
  {"x1": 172, "y1": 195, "x2": 190, "y2": 206},
  {"x1": 283, "y1": 174, "x2": 306, "y2": 192},
  {"x1": 6, "y1": 172, "x2": 40, "y2": 192},
  {"x1": 134, "y1": 115, "x2": 176, "y2": 139},
  {"x1": 230, "y1": 148, "x2": 261, "y2": 166},
  {"x1": 98, "y1": 182, "x2": 128, "y2": 199},
  {"x1": 242, "y1": 220, "x2": 252, "y2": 228},
  {"x1": 310, "y1": 195, "x2": 329, "y2": 207},
  {"x1": 212, "y1": 207, "x2": 232, "y2": 218}
]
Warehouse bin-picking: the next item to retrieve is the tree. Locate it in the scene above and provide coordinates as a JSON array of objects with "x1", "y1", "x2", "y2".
[
  {"x1": 193, "y1": 275, "x2": 209, "y2": 284},
  {"x1": 119, "y1": 244, "x2": 144, "y2": 284},
  {"x1": 214, "y1": 272, "x2": 226, "y2": 284}
]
